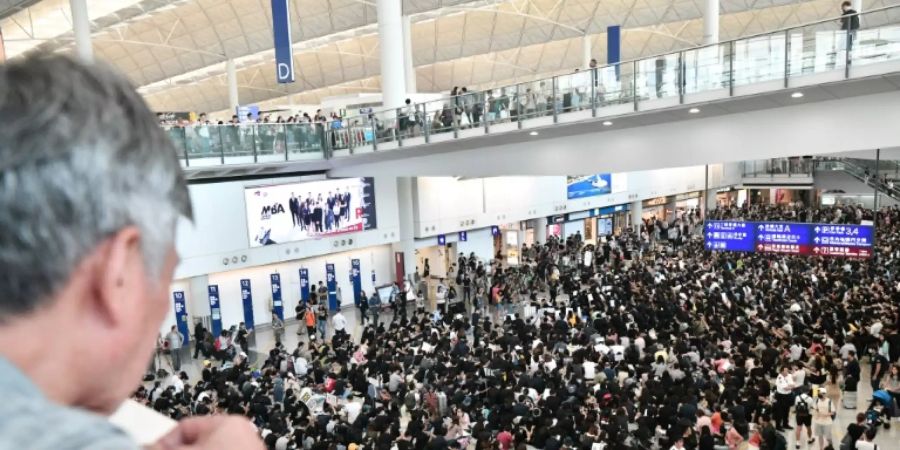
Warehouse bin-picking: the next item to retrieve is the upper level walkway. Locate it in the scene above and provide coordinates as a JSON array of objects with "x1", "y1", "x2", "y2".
[{"x1": 168, "y1": 6, "x2": 900, "y2": 180}]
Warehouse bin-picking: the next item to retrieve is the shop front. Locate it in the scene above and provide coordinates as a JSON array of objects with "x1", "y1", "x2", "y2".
[
  {"x1": 673, "y1": 191, "x2": 702, "y2": 219},
  {"x1": 642, "y1": 196, "x2": 669, "y2": 222}
]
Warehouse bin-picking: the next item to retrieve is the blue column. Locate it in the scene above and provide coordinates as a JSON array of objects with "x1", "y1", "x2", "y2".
[
  {"x1": 270, "y1": 273, "x2": 284, "y2": 320},
  {"x1": 172, "y1": 291, "x2": 190, "y2": 346},
  {"x1": 351, "y1": 259, "x2": 362, "y2": 306},
  {"x1": 240, "y1": 279, "x2": 255, "y2": 327},
  {"x1": 299, "y1": 268, "x2": 310, "y2": 305},
  {"x1": 207, "y1": 285, "x2": 222, "y2": 337},
  {"x1": 326, "y1": 264, "x2": 338, "y2": 311}
]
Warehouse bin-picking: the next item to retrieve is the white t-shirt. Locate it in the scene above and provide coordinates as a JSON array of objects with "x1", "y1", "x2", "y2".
[
  {"x1": 776, "y1": 374, "x2": 794, "y2": 395},
  {"x1": 583, "y1": 361, "x2": 598, "y2": 379}
]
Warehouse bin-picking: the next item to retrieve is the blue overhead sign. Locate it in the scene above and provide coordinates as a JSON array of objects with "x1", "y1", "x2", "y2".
[
  {"x1": 705, "y1": 221, "x2": 874, "y2": 258},
  {"x1": 271, "y1": 0, "x2": 295, "y2": 83},
  {"x1": 704, "y1": 221, "x2": 755, "y2": 252}
]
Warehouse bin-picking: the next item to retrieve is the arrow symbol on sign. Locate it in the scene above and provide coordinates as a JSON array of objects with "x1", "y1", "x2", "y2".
[
  {"x1": 707, "y1": 232, "x2": 712, "y2": 238},
  {"x1": 815, "y1": 226, "x2": 820, "y2": 232},
  {"x1": 814, "y1": 237, "x2": 820, "y2": 243},
  {"x1": 758, "y1": 225, "x2": 764, "y2": 230}
]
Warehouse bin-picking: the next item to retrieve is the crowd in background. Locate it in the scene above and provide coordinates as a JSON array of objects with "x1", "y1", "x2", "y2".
[{"x1": 139, "y1": 204, "x2": 900, "y2": 450}]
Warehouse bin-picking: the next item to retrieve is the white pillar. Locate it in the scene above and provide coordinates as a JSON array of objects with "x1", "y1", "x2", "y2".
[
  {"x1": 69, "y1": 0, "x2": 93, "y2": 62},
  {"x1": 226, "y1": 59, "x2": 239, "y2": 113},
  {"x1": 376, "y1": 0, "x2": 406, "y2": 109},
  {"x1": 533, "y1": 217, "x2": 548, "y2": 245},
  {"x1": 582, "y1": 34, "x2": 592, "y2": 69},
  {"x1": 630, "y1": 201, "x2": 643, "y2": 233},
  {"x1": 401, "y1": 15, "x2": 417, "y2": 95},
  {"x1": 703, "y1": 0, "x2": 720, "y2": 45},
  {"x1": 705, "y1": 189, "x2": 718, "y2": 215},
  {"x1": 852, "y1": 0, "x2": 862, "y2": 13},
  {"x1": 391, "y1": 177, "x2": 417, "y2": 283}
]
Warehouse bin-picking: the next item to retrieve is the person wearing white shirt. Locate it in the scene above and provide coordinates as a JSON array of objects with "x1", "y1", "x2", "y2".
[
  {"x1": 343, "y1": 396, "x2": 362, "y2": 424},
  {"x1": 332, "y1": 311, "x2": 348, "y2": 339},
  {"x1": 840, "y1": 342, "x2": 857, "y2": 360},
  {"x1": 811, "y1": 387, "x2": 835, "y2": 450},
  {"x1": 774, "y1": 366, "x2": 796, "y2": 430}
]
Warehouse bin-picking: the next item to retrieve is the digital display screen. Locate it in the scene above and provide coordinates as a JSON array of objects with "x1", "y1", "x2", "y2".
[
  {"x1": 704, "y1": 221, "x2": 874, "y2": 258},
  {"x1": 245, "y1": 177, "x2": 377, "y2": 247}
]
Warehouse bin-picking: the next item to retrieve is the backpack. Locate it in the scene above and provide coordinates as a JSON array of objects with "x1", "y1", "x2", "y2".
[{"x1": 795, "y1": 395, "x2": 811, "y2": 416}]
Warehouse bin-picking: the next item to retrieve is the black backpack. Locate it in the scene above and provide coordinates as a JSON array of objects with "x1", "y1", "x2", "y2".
[{"x1": 795, "y1": 395, "x2": 811, "y2": 416}]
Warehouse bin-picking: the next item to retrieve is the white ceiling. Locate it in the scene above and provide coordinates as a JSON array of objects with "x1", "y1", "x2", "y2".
[{"x1": 2, "y1": 0, "x2": 897, "y2": 113}]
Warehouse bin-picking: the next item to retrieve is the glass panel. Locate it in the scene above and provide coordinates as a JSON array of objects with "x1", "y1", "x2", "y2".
[
  {"x1": 482, "y1": 88, "x2": 515, "y2": 127},
  {"x1": 422, "y1": 98, "x2": 455, "y2": 136},
  {"x1": 635, "y1": 53, "x2": 680, "y2": 100},
  {"x1": 733, "y1": 33, "x2": 786, "y2": 86},
  {"x1": 254, "y1": 124, "x2": 285, "y2": 162},
  {"x1": 397, "y1": 103, "x2": 425, "y2": 139},
  {"x1": 850, "y1": 25, "x2": 900, "y2": 67},
  {"x1": 788, "y1": 21, "x2": 848, "y2": 76},
  {"x1": 683, "y1": 44, "x2": 728, "y2": 93},
  {"x1": 163, "y1": 126, "x2": 187, "y2": 162},
  {"x1": 555, "y1": 70, "x2": 592, "y2": 112},
  {"x1": 286, "y1": 123, "x2": 324, "y2": 160}
]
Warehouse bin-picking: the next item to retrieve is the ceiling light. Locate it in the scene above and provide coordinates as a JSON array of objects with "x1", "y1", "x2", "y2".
[
  {"x1": 529, "y1": 131, "x2": 539, "y2": 136},
  {"x1": 791, "y1": 92, "x2": 804, "y2": 98},
  {"x1": 688, "y1": 108, "x2": 700, "y2": 114},
  {"x1": 602, "y1": 121, "x2": 613, "y2": 126}
]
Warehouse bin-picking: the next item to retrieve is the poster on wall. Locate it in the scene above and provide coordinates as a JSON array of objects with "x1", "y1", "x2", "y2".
[
  {"x1": 245, "y1": 177, "x2": 378, "y2": 247},
  {"x1": 566, "y1": 173, "x2": 627, "y2": 199}
]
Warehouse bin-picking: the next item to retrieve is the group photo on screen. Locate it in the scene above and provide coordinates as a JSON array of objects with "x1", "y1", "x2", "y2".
[{"x1": 245, "y1": 177, "x2": 377, "y2": 247}]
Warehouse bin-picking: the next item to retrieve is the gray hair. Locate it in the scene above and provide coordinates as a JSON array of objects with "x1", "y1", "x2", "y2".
[{"x1": 0, "y1": 55, "x2": 192, "y2": 317}]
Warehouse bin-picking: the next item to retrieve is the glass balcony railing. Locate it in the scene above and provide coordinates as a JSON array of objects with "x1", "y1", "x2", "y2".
[
  {"x1": 170, "y1": 5, "x2": 900, "y2": 168},
  {"x1": 742, "y1": 158, "x2": 815, "y2": 178}
]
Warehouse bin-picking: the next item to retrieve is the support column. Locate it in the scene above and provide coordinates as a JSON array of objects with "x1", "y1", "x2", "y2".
[
  {"x1": 582, "y1": 33, "x2": 592, "y2": 69},
  {"x1": 704, "y1": 189, "x2": 718, "y2": 215},
  {"x1": 852, "y1": 0, "x2": 862, "y2": 13},
  {"x1": 630, "y1": 201, "x2": 643, "y2": 233},
  {"x1": 533, "y1": 217, "x2": 548, "y2": 245},
  {"x1": 703, "y1": 0, "x2": 720, "y2": 45},
  {"x1": 376, "y1": 0, "x2": 406, "y2": 109},
  {"x1": 226, "y1": 59, "x2": 239, "y2": 113},
  {"x1": 401, "y1": 15, "x2": 417, "y2": 95},
  {"x1": 391, "y1": 177, "x2": 417, "y2": 284},
  {"x1": 69, "y1": 0, "x2": 93, "y2": 62}
]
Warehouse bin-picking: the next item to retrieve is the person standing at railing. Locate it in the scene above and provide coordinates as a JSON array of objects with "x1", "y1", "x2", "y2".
[{"x1": 841, "y1": 1, "x2": 861, "y2": 55}]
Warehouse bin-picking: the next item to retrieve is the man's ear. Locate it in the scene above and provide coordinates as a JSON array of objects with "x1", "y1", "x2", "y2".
[{"x1": 94, "y1": 226, "x2": 144, "y2": 326}]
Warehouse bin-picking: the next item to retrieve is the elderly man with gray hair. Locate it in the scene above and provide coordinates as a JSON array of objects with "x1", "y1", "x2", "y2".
[{"x1": 0, "y1": 55, "x2": 262, "y2": 449}]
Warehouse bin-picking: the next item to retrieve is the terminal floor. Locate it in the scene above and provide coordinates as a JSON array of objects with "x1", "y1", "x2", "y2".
[{"x1": 160, "y1": 306, "x2": 900, "y2": 449}]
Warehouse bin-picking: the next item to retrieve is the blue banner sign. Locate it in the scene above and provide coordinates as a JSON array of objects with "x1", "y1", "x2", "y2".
[
  {"x1": 271, "y1": 0, "x2": 295, "y2": 83},
  {"x1": 705, "y1": 221, "x2": 873, "y2": 258},
  {"x1": 270, "y1": 273, "x2": 283, "y2": 320},
  {"x1": 437, "y1": 234, "x2": 446, "y2": 246},
  {"x1": 299, "y1": 268, "x2": 310, "y2": 306},
  {"x1": 240, "y1": 279, "x2": 255, "y2": 327},
  {"x1": 351, "y1": 259, "x2": 362, "y2": 307},
  {"x1": 326, "y1": 263, "x2": 338, "y2": 311},
  {"x1": 172, "y1": 291, "x2": 189, "y2": 346},
  {"x1": 459, "y1": 231, "x2": 468, "y2": 242},
  {"x1": 207, "y1": 285, "x2": 222, "y2": 337}
]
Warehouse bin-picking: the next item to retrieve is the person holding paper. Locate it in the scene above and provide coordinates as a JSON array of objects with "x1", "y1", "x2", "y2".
[{"x1": 0, "y1": 55, "x2": 262, "y2": 450}]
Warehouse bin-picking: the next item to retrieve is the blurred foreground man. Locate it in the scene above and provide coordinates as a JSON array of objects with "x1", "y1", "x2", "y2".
[{"x1": 0, "y1": 55, "x2": 263, "y2": 449}]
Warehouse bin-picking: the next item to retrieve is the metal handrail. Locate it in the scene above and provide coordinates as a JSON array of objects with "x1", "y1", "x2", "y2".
[
  {"x1": 332, "y1": 5, "x2": 900, "y2": 126},
  {"x1": 169, "y1": 4, "x2": 900, "y2": 167}
]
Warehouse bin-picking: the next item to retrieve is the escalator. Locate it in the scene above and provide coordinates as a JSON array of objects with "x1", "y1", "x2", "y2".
[{"x1": 818, "y1": 158, "x2": 900, "y2": 204}]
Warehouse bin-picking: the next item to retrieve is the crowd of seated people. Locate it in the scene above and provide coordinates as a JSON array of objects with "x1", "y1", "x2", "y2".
[{"x1": 135, "y1": 204, "x2": 900, "y2": 450}]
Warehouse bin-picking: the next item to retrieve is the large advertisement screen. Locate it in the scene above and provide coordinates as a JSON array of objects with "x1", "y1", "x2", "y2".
[
  {"x1": 566, "y1": 173, "x2": 628, "y2": 200},
  {"x1": 705, "y1": 221, "x2": 874, "y2": 258},
  {"x1": 245, "y1": 177, "x2": 377, "y2": 247}
]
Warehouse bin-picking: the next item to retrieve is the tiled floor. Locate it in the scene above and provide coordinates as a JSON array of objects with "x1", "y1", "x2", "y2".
[{"x1": 157, "y1": 304, "x2": 900, "y2": 449}]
